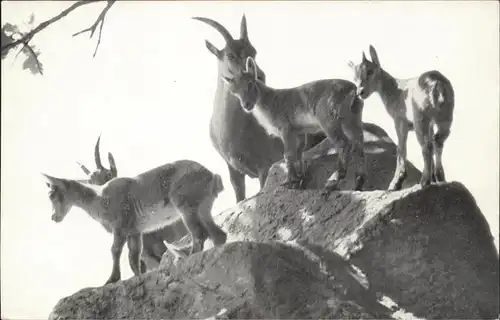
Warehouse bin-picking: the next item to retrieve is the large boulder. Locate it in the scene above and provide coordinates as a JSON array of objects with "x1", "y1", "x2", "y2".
[
  {"x1": 49, "y1": 241, "x2": 396, "y2": 319},
  {"x1": 264, "y1": 122, "x2": 422, "y2": 191},
  {"x1": 50, "y1": 183, "x2": 499, "y2": 320},
  {"x1": 213, "y1": 182, "x2": 499, "y2": 319},
  {"x1": 49, "y1": 123, "x2": 499, "y2": 319}
]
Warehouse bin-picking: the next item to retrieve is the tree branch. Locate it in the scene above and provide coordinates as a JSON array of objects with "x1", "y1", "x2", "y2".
[
  {"x1": 72, "y1": 0, "x2": 116, "y2": 57},
  {"x1": 0, "y1": 0, "x2": 100, "y2": 54}
]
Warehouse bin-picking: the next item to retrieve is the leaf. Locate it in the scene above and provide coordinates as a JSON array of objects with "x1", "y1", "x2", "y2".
[
  {"x1": 1, "y1": 28, "x2": 15, "y2": 59},
  {"x1": 18, "y1": 44, "x2": 43, "y2": 75},
  {"x1": 27, "y1": 13, "x2": 35, "y2": 26},
  {"x1": 22, "y1": 50, "x2": 44, "y2": 75},
  {"x1": 2, "y1": 22, "x2": 20, "y2": 35}
]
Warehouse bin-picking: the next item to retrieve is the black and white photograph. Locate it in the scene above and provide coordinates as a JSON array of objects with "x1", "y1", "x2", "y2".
[{"x1": 1, "y1": 1, "x2": 499, "y2": 319}]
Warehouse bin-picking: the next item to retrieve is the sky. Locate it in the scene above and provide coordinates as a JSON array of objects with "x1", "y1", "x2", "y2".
[{"x1": 1, "y1": 1, "x2": 499, "y2": 318}]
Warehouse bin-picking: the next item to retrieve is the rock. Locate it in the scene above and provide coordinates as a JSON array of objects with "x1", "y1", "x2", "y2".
[
  {"x1": 49, "y1": 122, "x2": 498, "y2": 319},
  {"x1": 50, "y1": 241, "x2": 394, "y2": 320},
  {"x1": 142, "y1": 218, "x2": 189, "y2": 270},
  {"x1": 214, "y1": 182, "x2": 499, "y2": 319},
  {"x1": 50, "y1": 182, "x2": 499, "y2": 319},
  {"x1": 264, "y1": 122, "x2": 422, "y2": 191}
]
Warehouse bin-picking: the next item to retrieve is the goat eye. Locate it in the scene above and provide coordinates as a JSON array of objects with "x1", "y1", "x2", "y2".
[
  {"x1": 227, "y1": 53, "x2": 235, "y2": 61},
  {"x1": 366, "y1": 69, "x2": 374, "y2": 76}
]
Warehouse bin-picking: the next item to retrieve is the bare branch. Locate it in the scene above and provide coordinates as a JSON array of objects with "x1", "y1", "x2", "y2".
[
  {"x1": 1, "y1": 1, "x2": 100, "y2": 54},
  {"x1": 72, "y1": 0, "x2": 116, "y2": 57}
]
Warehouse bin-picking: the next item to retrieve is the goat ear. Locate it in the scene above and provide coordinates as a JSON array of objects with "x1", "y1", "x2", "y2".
[
  {"x1": 41, "y1": 173, "x2": 67, "y2": 190},
  {"x1": 240, "y1": 14, "x2": 248, "y2": 41},
  {"x1": 221, "y1": 76, "x2": 234, "y2": 85},
  {"x1": 108, "y1": 152, "x2": 117, "y2": 177},
  {"x1": 205, "y1": 40, "x2": 221, "y2": 59},
  {"x1": 362, "y1": 51, "x2": 368, "y2": 62},
  {"x1": 368, "y1": 44, "x2": 380, "y2": 66}
]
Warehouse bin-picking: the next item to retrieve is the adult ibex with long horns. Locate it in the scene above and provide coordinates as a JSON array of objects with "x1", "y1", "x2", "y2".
[{"x1": 193, "y1": 15, "x2": 325, "y2": 202}]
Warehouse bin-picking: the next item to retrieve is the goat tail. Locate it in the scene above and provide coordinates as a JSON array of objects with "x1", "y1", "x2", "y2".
[
  {"x1": 212, "y1": 173, "x2": 224, "y2": 195},
  {"x1": 433, "y1": 81, "x2": 446, "y2": 105}
]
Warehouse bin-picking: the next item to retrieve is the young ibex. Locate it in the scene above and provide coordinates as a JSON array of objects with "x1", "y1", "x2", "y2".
[
  {"x1": 193, "y1": 15, "x2": 325, "y2": 202},
  {"x1": 75, "y1": 135, "x2": 190, "y2": 271},
  {"x1": 348, "y1": 45, "x2": 455, "y2": 190},
  {"x1": 222, "y1": 57, "x2": 366, "y2": 192},
  {"x1": 43, "y1": 160, "x2": 227, "y2": 285}
]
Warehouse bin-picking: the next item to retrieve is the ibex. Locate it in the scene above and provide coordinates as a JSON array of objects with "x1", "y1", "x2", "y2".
[
  {"x1": 75, "y1": 134, "x2": 117, "y2": 185},
  {"x1": 348, "y1": 45, "x2": 455, "y2": 190},
  {"x1": 193, "y1": 15, "x2": 325, "y2": 202},
  {"x1": 76, "y1": 135, "x2": 190, "y2": 271},
  {"x1": 222, "y1": 57, "x2": 366, "y2": 192},
  {"x1": 43, "y1": 160, "x2": 227, "y2": 285}
]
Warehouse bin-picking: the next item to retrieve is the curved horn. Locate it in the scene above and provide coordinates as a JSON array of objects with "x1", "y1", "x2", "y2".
[
  {"x1": 94, "y1": 134, "x2": 103, "y2": 169},
  {"x1": 192, "y1": 17, "x2": 233, "y2": 43},
  {"x1": 76, "y1": 161, "x2": 91, "y2": 175}
]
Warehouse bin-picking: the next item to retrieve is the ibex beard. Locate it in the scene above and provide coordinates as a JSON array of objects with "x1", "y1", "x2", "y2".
[
  {"x1": 43, "y1": 160, "x2": 227, "y2": 285},
  {"x1": 223, "y1": 57, "x2": 367, "y2": 193}
]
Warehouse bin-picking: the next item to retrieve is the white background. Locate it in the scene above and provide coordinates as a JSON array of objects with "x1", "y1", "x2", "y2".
[{"x1": 1, "y1": 1, "x2": 499, "y2": 318}]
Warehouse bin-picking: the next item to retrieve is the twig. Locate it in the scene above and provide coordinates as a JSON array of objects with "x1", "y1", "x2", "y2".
[
  {"x1": 1, "y1": 0, "x2": 100, "y2": 54},
  {"x1": 72, "y1": 0, "x2": 116, "y2": 57}
]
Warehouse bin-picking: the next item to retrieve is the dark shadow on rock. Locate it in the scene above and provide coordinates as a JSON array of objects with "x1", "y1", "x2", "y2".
[{"x1": 248, "y1": 241, "x2": 394, "y2": 319}]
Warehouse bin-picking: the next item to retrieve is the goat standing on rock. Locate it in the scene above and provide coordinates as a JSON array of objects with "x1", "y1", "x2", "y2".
[
  {"x1": 223, "y1": 57, "x2": 366, "y2": 193},
  {"x1": 193, "y1": 15, "x2": 325, "y2": 203},
  {"x1": 349, "y1": 45, "x2": 455, "y2": 190},
  {"x1": 42, "y1": 160, "x2": 227, "y2": 285},
  {"x1": 75, "y1": 135, "x2": 191, "y2": 271}
]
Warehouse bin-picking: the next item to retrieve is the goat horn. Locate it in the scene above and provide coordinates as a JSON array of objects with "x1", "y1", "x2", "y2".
[
  {"x1": 76, "y1": 161, "x2": 91, "y2": 175},
  {"x1": 192, "y1": 17, "x2": 233, "y2": 43},
  {"x1": 94, "y1": 134, "x2": 103, "y2": 169}
]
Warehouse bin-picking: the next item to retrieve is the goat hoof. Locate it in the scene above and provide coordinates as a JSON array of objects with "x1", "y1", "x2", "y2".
[
  {"x1": 354, "y1": 175, "x2": 365, "y2": 191},
  {"x1": 320, "y1": 188, "x2": 334, "y2": 200},
  {"x1": 282, "y1": 179, "x2": 303, "y2": 190},
  {"x1": 140, "y1": 260, "x2": 147, "y2": 274},
  {"x1": 434, "y1": 169, "x2": 445, "y2": 183},
  {"x1": 419, "y1": 178, "x2": 431, "y2": 188},
  {"x1": 190, "y1": 241, "x2": 204, "y2": 255},
  {"x1": 388, "y1": 181, "x2": 403, "y2": 191},
  {"x1": 324, "y1": 180, "x2": 339, "y2": 191},
  {"x1": 213, "y1": 231, "x2": 227, "y2": 246},
  {"x1": 105, "y1": 276, "x2": 120, "y2": 285}
]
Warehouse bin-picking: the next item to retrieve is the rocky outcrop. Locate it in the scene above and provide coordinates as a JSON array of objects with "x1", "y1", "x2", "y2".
[
  {"x1": 49, "y1": 123, "x2": 499, "y2": 320},
  {"x1": 213, "y1": 182, "x2": 499, "y2": 319},
  {"x1": 265, "y1": 122, "x2": 422, "y2": 191}
]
